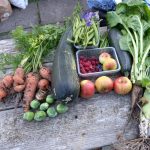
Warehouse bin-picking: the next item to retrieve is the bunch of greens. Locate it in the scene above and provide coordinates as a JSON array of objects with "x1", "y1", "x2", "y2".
[
  {"x1": 107, "y1": 0, "x2": 150, "y2": 141},
  {"x1": 107, "y1": 0, "x2": 150, "y2": 87},
  {"x1": 0, "y1": 24, "x2": 65, "y2": 73}
]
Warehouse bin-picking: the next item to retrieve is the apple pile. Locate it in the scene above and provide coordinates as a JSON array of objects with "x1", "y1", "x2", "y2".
[
  {"x1": 79, "y1": 52, "x2": 118, "y2": 74},
  {"x1": 99, "y1": 52, "x2": 117, "y2": 71},
  {"x1": 80, "y1": 76, "x2": 132, "y2": 99}
]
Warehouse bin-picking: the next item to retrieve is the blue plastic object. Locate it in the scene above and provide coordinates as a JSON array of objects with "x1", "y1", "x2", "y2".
[{"x1": 87, "y1": 0, "x2": 116, "y2": 11}]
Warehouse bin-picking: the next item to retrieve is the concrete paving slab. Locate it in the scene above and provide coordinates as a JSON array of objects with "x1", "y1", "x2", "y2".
[
  {"x1": 38, "y1": 0, "x2": 87, "y2": 25},
  {"x1": 0, "y1": 3, "x2": 39, "y2": 33}
]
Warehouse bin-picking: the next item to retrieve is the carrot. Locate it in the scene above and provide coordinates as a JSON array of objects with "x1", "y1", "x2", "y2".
[
  {"x1": 13, "y1": 67, "x2": 25, "y2": 93},
  {"x1": 35, "y1": 89, "x2": 47, "y2": 101},
  {"x1": 13, "y1": 67, "x2": 25, "y2": 85},
  {"x1": 39, "y1": 67, "x2": 51, "y2": 81},
  {"x1": 23, "y1": 73, "x2": 39, "y2": 112},
  {"x1": 14, "y1": 85, "x2": 25, "y2": 93},
  {"x1": 0, "y1": 88, "x2": 7, "y2": 101},
  {"x1": 38, "y1": 79, "x2": 49, "y2": 91},
  {"x1": 0, "y1": 81, "x2": 5, "y2": 89},
  {"x1": 0, "y1": 81, "x2": 7, "y2": 101},
  {"x1": 13, "y1": 76, "x2": 24, "y2": 85},
  {"x1": 2, "y1": 75, "x2": 14, "y2": 88}
]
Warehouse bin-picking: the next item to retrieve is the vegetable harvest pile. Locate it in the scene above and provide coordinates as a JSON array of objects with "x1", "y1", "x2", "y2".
[{"x1": 0, "y1": 1, "x2": 150, "y2": 148}]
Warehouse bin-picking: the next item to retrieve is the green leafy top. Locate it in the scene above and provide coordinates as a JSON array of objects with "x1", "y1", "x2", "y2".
[
  {"x1": 1, "y1": 24, "x2": 65, "y2": 73},
  {"x1": 107, "y1": 0, "x2": 150, "y2": 88}
]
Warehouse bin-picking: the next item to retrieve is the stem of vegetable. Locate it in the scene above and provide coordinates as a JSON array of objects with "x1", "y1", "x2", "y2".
[
  {"x1": 139, "y1": 19, "x2": 143, "y2": 57},
  {"x1": 123, "y1": 24, "x2": 139, "y2": 82}
]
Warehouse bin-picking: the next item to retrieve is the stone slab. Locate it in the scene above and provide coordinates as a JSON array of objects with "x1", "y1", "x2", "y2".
[
  {"x1": 38, "y1": 0, "x2": 87, "y2": 25},
  {"x1": 0, "y1": 3, "x2": 39, "y2": 33}
]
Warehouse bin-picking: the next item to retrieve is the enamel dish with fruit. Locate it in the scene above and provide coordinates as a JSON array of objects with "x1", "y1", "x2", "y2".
[{"x1": 76, "y1": 47, "x2": 121, "y2": 77}]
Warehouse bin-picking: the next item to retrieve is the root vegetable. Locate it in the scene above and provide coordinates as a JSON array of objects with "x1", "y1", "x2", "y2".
[
  {"x1": 30, "y1": 100, "x2": 40, "y2": 109},
  {"x1": 38, "y1": 79, "x2": 49, "y2": 90},
  {"x1": 47, "y1": 107, "x2": 57, "y2": 117},
  {"x1": 23, "y1": 111, "x2": 34, "y2": 122},
  {"x1": 35, "y1": 89, "x2": 47, "y2": 101},
  {"x1": 13, "y1": 67, "x2": 25, "y2": 85},
  {"x1": 40, "y1": 102, "x2": 49, "y2": 111},
  {"x1": 23, "y1": 73, "x2": 39, "y2": 112},
  {"x1": 131, "y1": 85, "x2": 143, "y2": 113},
  {"x1": 0, "y1": 81, "x2": 6, "y2": 89},
  {"x1": 13, "y1": 76, "x2": 24, "y2": 85},
  {"x1": 13, "y1": 67, "x2": 25, "y2": 94},
  {"x1": 39, "y1": 67, "x2": 51, "y2": 81},
  {"x1": 46, "y1": 95, "x2": 54, "y2": 104},
  {"x1": 14, "y1": 84, "x2": 25, "y2": 93},
  {"x1": 34, "y1": 111, "x2": 46, "y2": 121},
  {"x1": 0, "y1": 88, "x2": 7, "y2": 101},
  {"x1": 2, "y1": 75, "x2": 13, "y2": 88}
]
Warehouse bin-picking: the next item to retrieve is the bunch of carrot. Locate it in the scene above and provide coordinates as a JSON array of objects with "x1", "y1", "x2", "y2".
[{"x1": 0, "y1": 66, "x2": 52, "y2": 112}]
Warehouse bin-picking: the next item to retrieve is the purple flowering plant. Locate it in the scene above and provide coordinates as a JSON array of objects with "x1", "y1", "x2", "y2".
[{"x1": 82, "y1": 11, "x2": 96, "y2": 27}]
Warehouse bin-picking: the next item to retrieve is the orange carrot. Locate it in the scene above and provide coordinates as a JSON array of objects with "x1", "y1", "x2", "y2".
[
  {"x1": 0, "y1": 88, "x2": 7, "y2": 101},
  {"x1": 0, "y1": 81, "x2": 7, "y2": 101},
  {"x1": 14, "y1": 85, "x2": 25, "y2": 93},
  {"x1": 23, "y1": 73, "x2": 39, "y2": 112},
  {"x1": 13, "y1": 67, "x2": 25, "y2": 85},
  {"x1": 38, "y1": 79, "x2": 49, "y2": 91},
  {"x1": 39, "y1": 67, "x2": 51, "y2": 81},
  {"x1": 2, "y1": 75, "x2": 14, "y2": 88},
  {"x1": 13, "y1": 67, "x2": 25, "y2": 93}
]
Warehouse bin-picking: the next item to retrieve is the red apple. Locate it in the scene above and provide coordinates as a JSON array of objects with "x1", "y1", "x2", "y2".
[
  {"x1": 99, "y1": 52, "x2": 111, "y2": 64},
  {"x1": 114, "y1": 77, "x2": 132, "y2": 95},
  {"x1": 80, "y1": 80, "x2": 95, "y2": 99},
  {"x1": 95, "y1": 76, "x2": 113, "y2": 93}
]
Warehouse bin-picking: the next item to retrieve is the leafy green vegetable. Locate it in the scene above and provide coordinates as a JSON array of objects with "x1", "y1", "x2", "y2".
[
  {"x1": 107, "y1": 0, "x2": 150, "y2": 87},
  {"x1": 23, "y1": 111, "x2": 34, "y2": 121},
  {"x1": 0, "y1": 24, "x2": 65, "y2": 73},
  {"x1": 12, "y1": 25, "x2": 65, "y2": 72}
]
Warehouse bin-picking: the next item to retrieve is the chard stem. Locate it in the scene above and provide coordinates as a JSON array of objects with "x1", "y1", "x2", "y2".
[
  {"x1": 139, "y1": 45, "x2": 150, "y2": 73},
  {"x1": 139, "y1": 19, "x2": 143, "y2": 57},
  {"x1": 124, "y1": 25, "x2": 138, "y2": 82}
]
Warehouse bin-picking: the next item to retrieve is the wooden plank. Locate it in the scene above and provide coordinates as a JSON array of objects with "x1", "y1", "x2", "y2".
[
  {"x1": 0, "y1": 93, "x2": 138, "y2": 150},
  {"x1": 0, "y1": 39, "x2": 16, "y2": 54}
]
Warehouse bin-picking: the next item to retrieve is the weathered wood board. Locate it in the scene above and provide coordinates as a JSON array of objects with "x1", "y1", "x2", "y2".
[
  {"x1": 0, "y1": 93, "x2": 138, "y2": 150},
  {"x1": 0, "y1": 27, "x2": 139, "y2": 149}
]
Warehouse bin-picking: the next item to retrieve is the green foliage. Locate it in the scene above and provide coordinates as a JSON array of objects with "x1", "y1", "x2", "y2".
[
  {"x1": 0, "y1": 24, "x2": 65, "y2": 73},
  {"x1": 107, "y1": 0, "x2": 150, "y2": 87}
]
